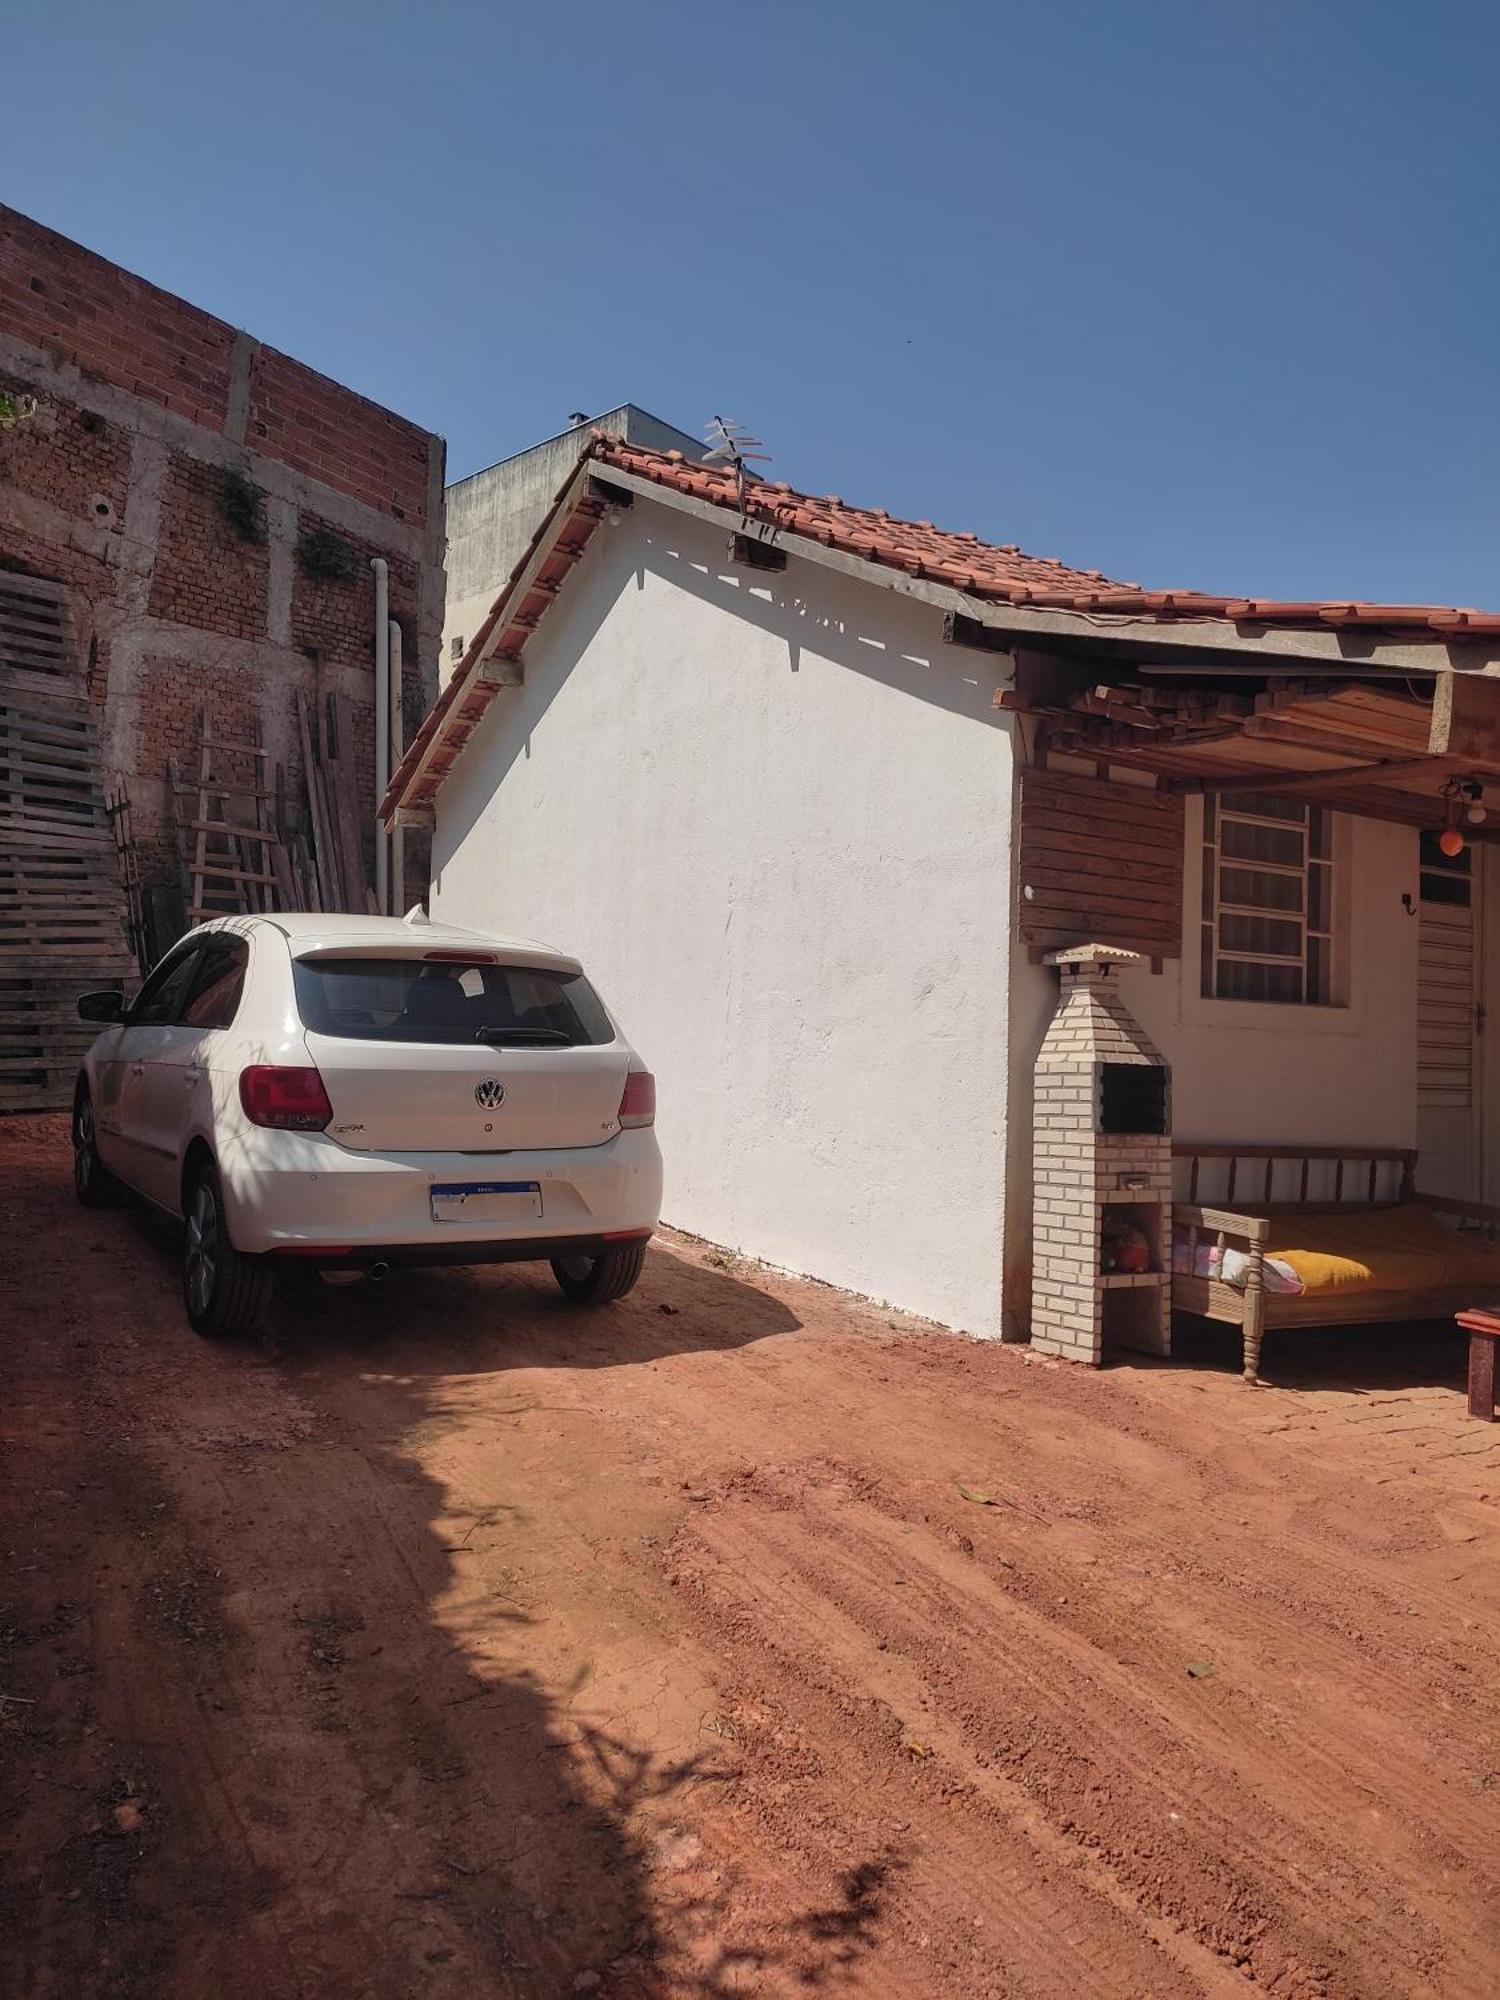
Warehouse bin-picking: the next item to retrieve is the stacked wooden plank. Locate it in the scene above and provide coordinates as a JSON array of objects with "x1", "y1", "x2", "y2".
[
  {"x1": 295, "y1": 690, "x2": 371, "y2": 914},
  {"x1": 1, "y1": 671, "x2": 134, "y2": 1112}
]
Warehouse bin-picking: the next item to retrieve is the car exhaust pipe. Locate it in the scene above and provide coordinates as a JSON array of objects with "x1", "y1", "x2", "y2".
[{"x1": 367, "y1": 1260, "x2": 391, "y2": 1283}]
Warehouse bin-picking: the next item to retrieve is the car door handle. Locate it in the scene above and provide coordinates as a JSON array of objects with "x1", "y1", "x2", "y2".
[{"x1": 129, "y1": 1062, "x2": 146, "y2": 1078}]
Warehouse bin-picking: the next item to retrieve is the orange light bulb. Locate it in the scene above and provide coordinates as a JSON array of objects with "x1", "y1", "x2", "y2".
[{"x1": 1439, "y1": 827, "x2": 1466, "y2": 858}]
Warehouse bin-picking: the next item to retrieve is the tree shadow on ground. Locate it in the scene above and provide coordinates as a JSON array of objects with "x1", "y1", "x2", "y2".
[{"x1": 7, "y1": 1131, "x2": 891, "y2": 1997}]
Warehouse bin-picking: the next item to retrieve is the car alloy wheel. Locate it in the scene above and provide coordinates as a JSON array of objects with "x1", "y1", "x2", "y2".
[
  {"x1": 184, "y1": 1181, "x2": 218, "y2": 1319},
  {"x1": 74, "y1": 1093, "x2": 96, "y2": 1196},
  {"x1": 73, "y1": 1087, "x2": 118, "y2": 1209}
]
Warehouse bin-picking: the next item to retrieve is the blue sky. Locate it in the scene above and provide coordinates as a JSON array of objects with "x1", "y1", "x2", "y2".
[{"x1": 5, "y1": 1, "x2": 1497, "y2": 606}]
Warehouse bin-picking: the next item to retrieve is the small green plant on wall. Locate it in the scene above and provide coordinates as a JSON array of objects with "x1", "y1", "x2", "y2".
[
  {"x1": 0, "y1": 390, "x2": 39, "y2": 431},
  {"x1": 296, "y1": 524, "x2": 361, "y2": 584},
  {"x1": 221, "y1": 467, "x2": 267, "y2": 543}
]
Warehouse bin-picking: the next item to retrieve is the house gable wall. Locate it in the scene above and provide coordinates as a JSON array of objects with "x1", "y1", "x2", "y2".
[{"x1": 432, "y1": 497, "x2": 1018, "y2": 1334}]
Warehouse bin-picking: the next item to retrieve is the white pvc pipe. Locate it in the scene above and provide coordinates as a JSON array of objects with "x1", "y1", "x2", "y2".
[
  {"x1": 388, "y1": 618, "x2": 405, "y2": 916},
  {"x1": 371, "y1": 558, "x2": 389, "y2": 914}
]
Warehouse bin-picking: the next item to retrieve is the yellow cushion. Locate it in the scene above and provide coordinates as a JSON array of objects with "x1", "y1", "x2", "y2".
[{"x1": 1264, "y1": 1203, "x2": 1500, "y2": 1294}]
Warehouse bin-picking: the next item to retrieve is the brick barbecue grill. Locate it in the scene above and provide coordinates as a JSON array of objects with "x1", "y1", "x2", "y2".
[{"x1": 1030, "y1": 944, "x2": 1173, "y2": 1365}]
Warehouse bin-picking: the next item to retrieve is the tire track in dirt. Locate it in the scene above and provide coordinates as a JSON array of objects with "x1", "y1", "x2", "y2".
[{"x1": 662, "y1": 1457, "x2": 1489, "y2": 1997}]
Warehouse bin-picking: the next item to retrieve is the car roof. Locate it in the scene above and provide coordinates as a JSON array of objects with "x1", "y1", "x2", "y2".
[{"x1": 192, "y1": 911, "x2": 578, "y2": 966}]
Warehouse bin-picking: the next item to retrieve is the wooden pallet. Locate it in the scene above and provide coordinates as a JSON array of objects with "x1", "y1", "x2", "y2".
[{"x1": 1, "y1": 655, "x2": 132, "y2": 1111}]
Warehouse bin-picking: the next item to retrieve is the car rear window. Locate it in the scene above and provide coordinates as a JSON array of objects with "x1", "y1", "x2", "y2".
[{"x1": 292, "y1": 956, "x2": 616, "y2": 1046}]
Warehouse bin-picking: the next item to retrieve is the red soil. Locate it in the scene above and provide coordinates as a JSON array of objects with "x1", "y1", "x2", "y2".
[{"x1": 2, "y1": 1114, "x2": 1498, "y2": 1997}]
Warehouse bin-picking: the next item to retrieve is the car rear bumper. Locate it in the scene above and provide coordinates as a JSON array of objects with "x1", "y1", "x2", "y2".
[
  {"x1": 271, "y1": 1230, "x2": 652, "y2": 1272},
  {"x1": 218, "y1": 1126, "x2": 663, "y2": 1258}
]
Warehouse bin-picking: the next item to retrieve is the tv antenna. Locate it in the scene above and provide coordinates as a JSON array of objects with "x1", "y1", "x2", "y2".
[{"x1": 702, "y1": 415, "x2": 769, "y2": 505}]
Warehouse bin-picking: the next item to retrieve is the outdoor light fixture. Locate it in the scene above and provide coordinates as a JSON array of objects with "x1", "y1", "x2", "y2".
[{"x1": 1440, "y1": 777, "x2": 1470, "y2": 855}]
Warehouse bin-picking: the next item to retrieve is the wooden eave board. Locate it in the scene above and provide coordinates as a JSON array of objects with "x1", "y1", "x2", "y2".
[{"x1": 393, "y1": 484, "x2": 607, "y2": 815}]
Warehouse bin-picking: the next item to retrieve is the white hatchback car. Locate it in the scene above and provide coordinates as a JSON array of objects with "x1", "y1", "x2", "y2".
[{"x1": 72, "y1": 912, "x2": 663, "y2": 1337}]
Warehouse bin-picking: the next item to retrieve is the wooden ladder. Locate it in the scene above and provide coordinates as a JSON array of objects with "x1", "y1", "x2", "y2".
[{"x1": 180, "y1": 711, "x2": 281, "y2": 923}]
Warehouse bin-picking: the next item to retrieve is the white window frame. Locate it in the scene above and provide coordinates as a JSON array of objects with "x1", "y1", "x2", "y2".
[{"x1": 1200, "y1": 791, "x2": 1338, "y2": 1007}]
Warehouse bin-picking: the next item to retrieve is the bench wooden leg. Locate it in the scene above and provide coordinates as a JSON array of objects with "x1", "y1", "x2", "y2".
[
  {"x1": 1242, "y1": 1271, "x2": 1266, "y2": 1384},
  {"x1": 1468, "y1": 1334, "x2": 1497, "y2": 1422}
]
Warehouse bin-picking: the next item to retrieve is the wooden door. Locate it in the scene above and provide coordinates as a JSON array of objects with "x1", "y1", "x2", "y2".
[{"x1": 1416, "y1": 833, "x2": 1482, "y2": 1199}]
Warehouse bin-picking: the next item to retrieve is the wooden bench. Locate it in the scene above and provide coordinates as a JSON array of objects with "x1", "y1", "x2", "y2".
[{"x1": 1173, "y1": 1143, "x2": 1500, "y2": 1384}]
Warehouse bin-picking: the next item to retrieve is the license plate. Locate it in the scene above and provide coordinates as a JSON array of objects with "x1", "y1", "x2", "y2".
[{"x1": 430, "y1": 1181, "x2": 542, "y2": 1224}]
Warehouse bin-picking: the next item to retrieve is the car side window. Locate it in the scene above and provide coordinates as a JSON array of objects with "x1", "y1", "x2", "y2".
[
  {"x1": 128, "y1": 946, "x2": 201, "y2": 1027},
  {"x1": 181, "y1": 935, "x2": 249, "y2": 1030}
]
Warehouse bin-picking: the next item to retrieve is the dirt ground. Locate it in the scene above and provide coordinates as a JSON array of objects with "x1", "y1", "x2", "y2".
[{"x1": 3, "y1": 1116, "x2": 1500, "y2": 1999}]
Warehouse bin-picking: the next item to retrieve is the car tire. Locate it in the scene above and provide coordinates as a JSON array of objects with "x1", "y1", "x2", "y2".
[
  {"x1": 73, "y1": 1083, "x2": 120, "y2": 1209},
  {"x1": 183, "y1": 1163, "x2": 275, "y2": 1339},
  {"x1": 550, "y1": 1242, "x2": 647, "y2": 1304}
]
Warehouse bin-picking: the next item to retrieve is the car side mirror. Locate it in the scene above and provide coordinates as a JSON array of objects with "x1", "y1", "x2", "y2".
[{"x1": 77, "y1": 989, "x2": 125, "y2": 1023}]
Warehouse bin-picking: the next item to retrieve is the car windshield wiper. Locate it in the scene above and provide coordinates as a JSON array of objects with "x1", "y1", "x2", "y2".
[{"x1": 474, "y1": 1025, "x2": 574, "y2": 1045}]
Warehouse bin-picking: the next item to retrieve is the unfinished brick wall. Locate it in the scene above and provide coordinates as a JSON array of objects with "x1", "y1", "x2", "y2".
[
  {"x1": 147, "y1": 453, "x2": 271, "y2": 638},
  {"x1": 0, "y1": 205, "x2": 445, "y2": 938}
]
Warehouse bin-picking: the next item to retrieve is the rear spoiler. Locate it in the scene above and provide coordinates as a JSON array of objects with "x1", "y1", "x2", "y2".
[{"x1": 290, "y1": 941, "x2": 585, "y2": 977}]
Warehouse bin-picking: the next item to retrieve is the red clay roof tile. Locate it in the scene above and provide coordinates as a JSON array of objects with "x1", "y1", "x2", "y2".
[
  {"x1": 383, "y1": 434, "x2": 1500, "y2": 818},
  {"x1": 593, "y1": 435, "x2": 1500, "y2": 637}
]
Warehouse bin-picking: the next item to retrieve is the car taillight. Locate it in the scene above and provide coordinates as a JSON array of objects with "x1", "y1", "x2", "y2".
[
  {"x1": 618, "y1": 1069, "x2": 655, "y2": 1129},
  {"x1": 239, "y1": 1065, "x2": 333, "y2": 1131}
]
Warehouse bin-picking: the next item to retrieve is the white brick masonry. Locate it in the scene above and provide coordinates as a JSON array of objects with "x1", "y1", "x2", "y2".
[{"x1": 1030, "y1": 945, "x2": 1172, "y2": 1366}]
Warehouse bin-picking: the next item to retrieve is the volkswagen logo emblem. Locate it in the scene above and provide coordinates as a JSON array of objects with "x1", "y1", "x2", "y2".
[{"x1": 474, "y1": 1079, "x2": 505, "y2": 1109}]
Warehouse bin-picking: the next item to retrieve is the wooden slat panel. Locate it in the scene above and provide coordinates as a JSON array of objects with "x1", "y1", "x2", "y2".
[
  {"x1": 0, "y1": 574, "x2": 73, "y2": 683},
  {"x1": 0, "y1": 636, "x2": 131, "y2": 1108},
  {"x1": 1018, "y1": 768, "x2": 1184, "y2": 960},
  {"x1": 1417, "y1": 901, "x2": 1473, "y2": 1108}
]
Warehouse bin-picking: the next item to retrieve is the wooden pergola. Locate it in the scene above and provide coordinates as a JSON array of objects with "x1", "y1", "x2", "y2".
[{"x1": 1007, "y1": 664, "x2": 1500, "y2": 834}]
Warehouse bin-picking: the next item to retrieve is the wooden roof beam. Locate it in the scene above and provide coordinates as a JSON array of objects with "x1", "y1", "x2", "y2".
[{"x1": 1165, "y1": 754, "x2": 1450, "y2": 798}]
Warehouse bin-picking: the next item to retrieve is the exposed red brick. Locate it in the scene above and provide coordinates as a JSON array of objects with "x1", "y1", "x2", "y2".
[{"x1": 0, "y1": 208, "x2": 444, "y2": 925}]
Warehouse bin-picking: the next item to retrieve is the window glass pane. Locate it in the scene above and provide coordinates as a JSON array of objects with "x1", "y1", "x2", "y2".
[
  {"x1": 130, "y1": 947, "x2": 199, "y2": 1026},
  {"x1": 1220, "y1": 914, "x2": 1303, "y2": 959},
  {"x1": 1307, "y1": 861, "x2": 1331, "y2": 932},
  {"x1": 1307, "y1": 934, "x2": 1330, "y2": 1005},
  {"x1": 1308, "y1": 807, "x2": 1331, "y2": 861},
  {"x1": 1220, "y1": 865, "x2": 1303, "y2": 914},
  {"x1": 1419, "y1": 869, "x2": 1472, "y2": 909},
  {"x1": 291, "y1": 956, "x2": 615, "y2": 1046},
  {"x1": 1200, "y1": 923, "x2": 1213, "y2": 995},
  {"x1": 1221, "y1": 818, "x2": 1304, "y2": 868},
  {"x1": 1218, "y1": 958, "x2": 1302, "y2": 1004},
  {"x1": 1223, "y1": 792, "x2": 1308, "y2": 825},
  {"x1": 1200, "y1": 849, "x2": 1215, "y2": 922},
  {"x1": 182, "y1": 938, "x2": 248, "y2": 1029},
  {"x1": 1202, "y1": 796, "x2": 1216, "y2": 839}
]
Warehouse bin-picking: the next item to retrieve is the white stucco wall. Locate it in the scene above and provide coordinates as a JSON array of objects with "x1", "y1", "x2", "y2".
[
  {"x1": 431, "y1": 499, "x2": 1018, "y2": 1335},
  {"x1": 1003, "y1": 793, "x2": 1422, "y2": 1333}
]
